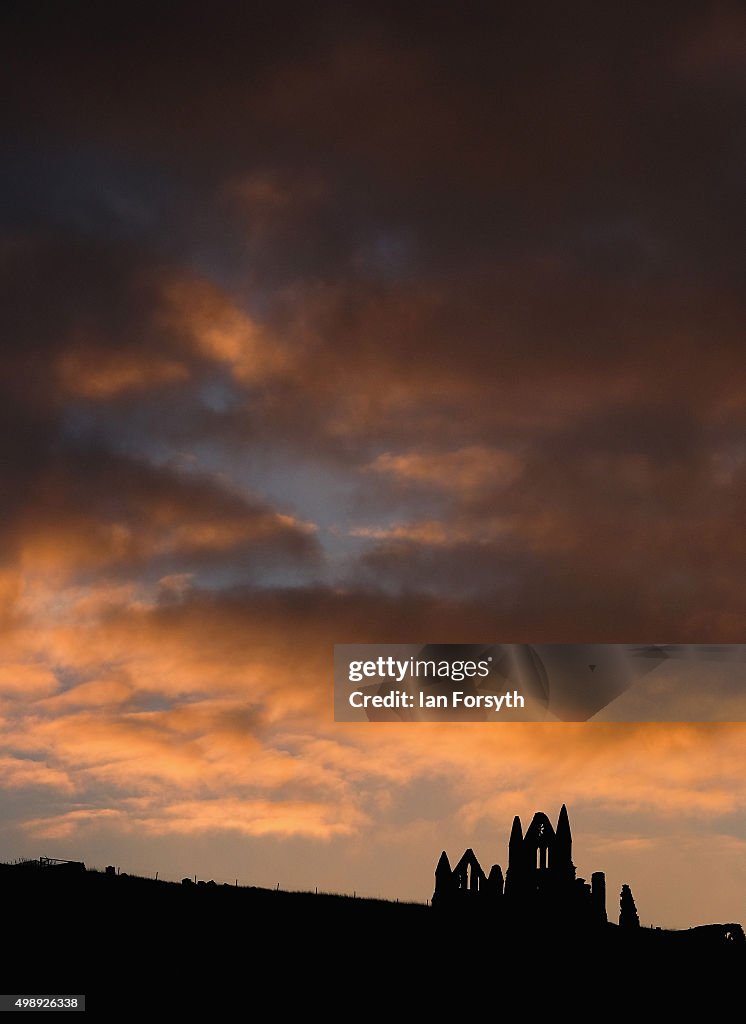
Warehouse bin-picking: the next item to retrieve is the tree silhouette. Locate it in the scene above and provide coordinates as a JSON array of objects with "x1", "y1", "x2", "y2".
[{"x1": 620, "y1": 884, "x2": 640, "y2": 928}]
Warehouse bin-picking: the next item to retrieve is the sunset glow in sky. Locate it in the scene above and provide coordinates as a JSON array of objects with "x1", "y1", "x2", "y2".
[{"x1": 2, "y1": 3, "x2": 746, "y2": 927}]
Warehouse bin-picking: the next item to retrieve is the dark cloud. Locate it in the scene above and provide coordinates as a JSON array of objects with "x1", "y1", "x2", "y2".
[{"x1": 1, "y1": 2, "x2": 743, "y2": 616}]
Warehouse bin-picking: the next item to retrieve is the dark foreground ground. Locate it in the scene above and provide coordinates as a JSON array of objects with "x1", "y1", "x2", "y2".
[{"x1": 1, "y1": 861, "x2": 743, "y2": 1012}]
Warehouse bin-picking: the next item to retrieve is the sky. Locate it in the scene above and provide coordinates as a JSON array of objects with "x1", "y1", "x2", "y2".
[{"x1": 1, "y1": 2, "x2": 745, "y2": 928}]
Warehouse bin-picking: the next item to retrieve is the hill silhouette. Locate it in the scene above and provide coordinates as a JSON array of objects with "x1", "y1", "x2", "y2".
[{"x1": 2, "y1": 850, "x2": 744, "y2": 1012}]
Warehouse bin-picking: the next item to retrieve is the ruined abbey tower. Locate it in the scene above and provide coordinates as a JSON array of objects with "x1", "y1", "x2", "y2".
[{"x1": 433, "y1": 805, "x2": 608, "y2": 928}]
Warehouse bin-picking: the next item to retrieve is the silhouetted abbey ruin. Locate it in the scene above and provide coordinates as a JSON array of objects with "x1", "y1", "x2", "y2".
[{"x1": 434, "y1": 805, "x2": 612, "y2": 928}]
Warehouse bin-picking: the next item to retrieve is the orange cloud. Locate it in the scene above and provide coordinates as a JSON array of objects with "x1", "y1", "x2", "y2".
[
  {"x1": 351, "y1": 518, "x2": 510, "y2": 545},
  {"x1": 24, "y1": 797, "x2": 366, "y2": 841},
  {"x1": 146, "y1": 797, "x2": 366, "y2": 838},
  {"x1": 159, "y1": 276, "x2": 292, "y2": 384},
  {"x1": 23, "y1": 808, "x2": 129, "y2": 840},
  {"x1": 0, "y1": 756, "x2": 74, "y2": 793},
  {"x1": 367, "y1": 446, "x2": 522, "y2": 494},
  {"x1": 0, "y1": 663, "x2": 58, "y2": 698},
  {"x1": 58, "y1": 347, "x2": 189, "y2": 399}
]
